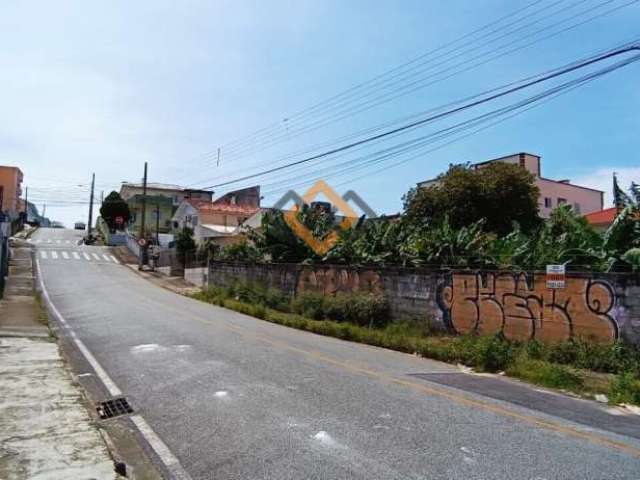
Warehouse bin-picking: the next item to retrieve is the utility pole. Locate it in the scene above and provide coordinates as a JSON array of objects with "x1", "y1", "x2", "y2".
[
  {"x1": 155, "y1": 202, "x2": 160, "y2": 245},
  {"x1": 23, "y1": 186, "x2": 28, "y2": 225},
  {"x1": 87, "y1": 173, "x2": 95, "y2": 241},
  {"x1": 140, "y1": 162, "x2": 148, "y2": 239},
  {"x1": 42, "y1": 204, "x2": 46, "y2": 217},
  {"x1": 138, "y1": 162, "x2": 148, "y2": 269},
  {"x1": 100, "y1": 190, "x2": 104, "y2": 205}
]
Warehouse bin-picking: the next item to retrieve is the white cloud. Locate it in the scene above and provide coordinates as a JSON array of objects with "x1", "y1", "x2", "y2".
[{"x1": 572, "y1": 167, "x2": 640, "y2": 208}]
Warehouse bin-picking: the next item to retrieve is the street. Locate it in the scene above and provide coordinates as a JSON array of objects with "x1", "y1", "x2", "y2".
[{"x1": 34, "y1": 227, "x2": 640, "y2": 480}]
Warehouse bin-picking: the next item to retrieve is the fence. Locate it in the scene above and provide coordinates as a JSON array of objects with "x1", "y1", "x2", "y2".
[
  {"x1": 125, "y1": 230, "x2": 207, "y2": 273},
  {"x1": 206, "y1": 261, "x2": 640, "y2": 347},
  {"x1": 0, "y1": 220, "x2": 13, "y2": 297},
  {"x1": 97, "y1": 217, "x2": 127, "y2": 246}
]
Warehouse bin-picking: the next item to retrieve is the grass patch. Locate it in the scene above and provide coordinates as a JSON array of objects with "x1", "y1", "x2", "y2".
[
  {"x1": 190, "y1": 283, "x2": 640, "y2": 406},
  {"x1": 34, "y1": 292, "x2": 50, "y2": 327},
  {"x1": 506, "y1": 356, "x2": 583, "y2": 392},
  {"x1": 609, "y1": 372, "x2": 640, "y2": 405}
]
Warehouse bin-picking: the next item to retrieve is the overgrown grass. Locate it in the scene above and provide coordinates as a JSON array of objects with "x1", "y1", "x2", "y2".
[
  {"x1": 609, "y1": 372, "x2": 640, "y2": 405},
  {"x1": 34, "y1": 292, "x2": 50, "y2": 327},
  {"x1": 292, "y1": 291, "x2": 390, "y2": 327},
  {"x1": 190, "y1": 283, "x2": 640, "y2": 405}
]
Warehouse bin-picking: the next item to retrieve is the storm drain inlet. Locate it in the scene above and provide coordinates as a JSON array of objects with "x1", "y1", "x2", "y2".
[{"x1": 97, "y1": 397, "x2": 134, "y2": 420}]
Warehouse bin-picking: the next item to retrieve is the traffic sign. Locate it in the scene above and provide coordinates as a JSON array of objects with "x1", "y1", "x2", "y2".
[
  {"x1": 546, "y1": 264, "x2": 565, "y2": 289},
  {"x1": 115, "y1": 216, "x2": 124, "y2": 225},
  {"x1": 137, "y1": 238, "x2": 147, "y2": 247}
]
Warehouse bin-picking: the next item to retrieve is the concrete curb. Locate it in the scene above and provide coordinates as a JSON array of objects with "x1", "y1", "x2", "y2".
[{"x1": 34, "y1": 251, "x2": 190, "y2": 480}]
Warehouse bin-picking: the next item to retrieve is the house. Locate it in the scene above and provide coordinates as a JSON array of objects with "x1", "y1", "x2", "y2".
[
  {"x1": 127, "y1": 194, "x2": 175, "y2": 236},
  {"x1": 119, "y1": 182, "x2": 213, "y2": 207},
  {"x1": 584, "y1": 207, "x2": 618, "y2": 232},
  {"x1": 0, "y1": 166, "x2": 24, "y2": 218},
  {"x1": 172, "y1": 186, "x2": 260, "y2": 245},
  {"x1": 417, "y1": 153, "x2": 604, "y2": 218}
]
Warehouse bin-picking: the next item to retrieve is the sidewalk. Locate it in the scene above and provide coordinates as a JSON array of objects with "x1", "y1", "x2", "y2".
[
  {"x1": 112, "y1": 245, "x2": 200, "y2": 296},
  {"x1": 0, "y1": 237, "x2": 119, "y2": 480}
]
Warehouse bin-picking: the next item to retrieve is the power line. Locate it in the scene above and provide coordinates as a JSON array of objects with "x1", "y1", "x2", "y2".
[
  {"x1": 264, "y1": 59, "x2": 629, "y2": 198},
  {"x1": 170, "y1": 0, "x2": 572, "y2": 182},
  {"x1": 202, "y1": 0, "x2": 634, "y2": 166},
  {"x1": 214, "y1": 0, "x2": 554, "y2": 154},
  {"x1": 188, "y1": 36, "x2": 638, "y2": 189},
  {"x1": 199, "y1": 42, "x2": 640, "y2": 191},
  {"x1": 177, "y1": 0, "x2": 638, "y2": 192}
]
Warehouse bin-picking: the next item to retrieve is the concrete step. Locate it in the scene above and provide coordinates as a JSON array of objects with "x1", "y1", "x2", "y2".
[
  {"x1": 5, "y1": 276, "x2": 34, "y2": 289},
  {"x1": 4, "y1": 286, "x2": 33, "y2": 296},
  {"x1": 9, "y1": 258, "x2": 32, "y2": 267},
  {"x1": 10, "y1": 248, "x2": 32, "y2": 260},
  {"x1": 9, "y1": 265, "x2": 32, "y2": 276}
]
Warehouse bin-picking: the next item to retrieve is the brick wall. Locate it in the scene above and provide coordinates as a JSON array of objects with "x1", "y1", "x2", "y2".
[{"x1": 207, "y1": 261, "x2": 640, "y2": 346}]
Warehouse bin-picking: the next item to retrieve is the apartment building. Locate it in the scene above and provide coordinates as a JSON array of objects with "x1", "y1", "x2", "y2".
[
  {"x1": 417, "y1": 153, "x2": 603, "y2": 218},
  {"x1": 0, "y1": 166, "x2": 24, "y2": 217}
]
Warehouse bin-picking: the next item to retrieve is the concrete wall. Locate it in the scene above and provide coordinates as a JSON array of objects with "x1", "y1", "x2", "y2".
[
  {"x1": 207, "y1": 261, "x2": 640, "y2": 346},
  {"x1": 185, "y1": 267, "x2": 208, "y2": 287},
  {"x1": 0, "y1": 222, "x2": 9, "y2": 296}
]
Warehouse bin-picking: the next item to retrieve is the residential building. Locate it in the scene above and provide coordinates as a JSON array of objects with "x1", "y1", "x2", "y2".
[
  {"x1": 0, "y1": 166, "x2": 24, "y2": 217},
  {"x1": 172, "y1": 186, "x2": 260, "y2": 245},
  {"x1": 417, "y1": 153, "x2": 604, "y2": 218},
  {"x1": 584, "y1": 207, "x2": 618, "y2": 232},
  {"x1": 119, "y1": 182, "x2": 213, "y2": 207},
  {"x1": 127, "y1": 194, "x2": 175, "y2": 237}
]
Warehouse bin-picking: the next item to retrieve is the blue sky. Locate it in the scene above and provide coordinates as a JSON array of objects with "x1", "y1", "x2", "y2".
[{"x1": 1, "y1": 0, "x2": 639, "y2": 226}]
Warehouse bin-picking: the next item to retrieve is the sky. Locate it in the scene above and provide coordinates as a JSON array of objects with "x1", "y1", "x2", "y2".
[{"x1": 1, "y1": 0, "x2": 639, "y2": 227}]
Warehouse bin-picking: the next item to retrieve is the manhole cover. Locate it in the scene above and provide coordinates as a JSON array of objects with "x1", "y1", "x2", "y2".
[{"x1": 97, "y1": 397, "x2": 134, "y2": 420}]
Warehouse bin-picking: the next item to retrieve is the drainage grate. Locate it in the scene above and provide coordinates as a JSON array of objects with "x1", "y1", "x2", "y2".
[{"x1": 97, "y1": 397, "x2": 134, "y2": 420}]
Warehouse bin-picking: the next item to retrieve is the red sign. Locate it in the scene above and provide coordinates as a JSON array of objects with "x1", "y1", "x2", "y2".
[
  {"x1": 115, "y1": 216, "x2": 124, "y2": 225},
  {"x1": 546, "y1": 264, "x2": 566, "y2": 289},
  {"x1": 137, "y1": 238, "x2": 147, "y2": 247}
]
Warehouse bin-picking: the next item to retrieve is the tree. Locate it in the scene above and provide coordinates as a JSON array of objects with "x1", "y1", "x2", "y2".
[
  {"x1": 403, "y1": 162, "x2": 541, "y2": 235},
  {"x1": 249, "y1": 206, "x2": 336, "y2": 263},
  {"x1": 100, "y1": 191, "x2": 130, "y2": 232},
  {"x1": 175, "y1": 227, "x2": 196, "y2": 268}
]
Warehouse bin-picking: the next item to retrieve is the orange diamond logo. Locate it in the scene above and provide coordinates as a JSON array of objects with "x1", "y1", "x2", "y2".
[{"x1": 283, "y1": 180, "x2": 359, "y2": 255}]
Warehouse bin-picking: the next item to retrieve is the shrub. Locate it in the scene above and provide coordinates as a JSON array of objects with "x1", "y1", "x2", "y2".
[
  {"x1": 291, "y1": 292, "x2": 325, "y2": 320},
  {"x1": 292, "y1": 291, "x2": 390, "y2": 327},
  {"x1": 226, "y1": 282, "x2": 290, "y2": 311},
  {"x1": 609, "y1": 372, "x2": 640, "y2": 405},
  {"x1": 472, "y1": 335, "x2": 517, "y2": 372},
  {"x1": 547, "y1": 341, "x2": 579, "y2": 365},
  {"x1": 253, "y1": 304, "x2": 267, "y2": 319}
]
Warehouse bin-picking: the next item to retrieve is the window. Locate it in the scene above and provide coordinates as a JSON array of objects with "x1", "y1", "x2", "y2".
[
  {"x1": 544, "y1": 197, "x2": 552, "y2": 208},
  {"x1": 192, "y1": 215, "x2": 198, "y2": 226},
  {"x1": 573, "y1": 203, "x2": 581, "y2": 214},
  {"x1": 557, "y1": 198, "x2": 567, "y2": 206}
]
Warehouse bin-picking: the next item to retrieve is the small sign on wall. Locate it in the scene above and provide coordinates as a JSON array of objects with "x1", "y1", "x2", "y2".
[{"x1": 546, "y1": 264, "x2": 566, "y2": 289}]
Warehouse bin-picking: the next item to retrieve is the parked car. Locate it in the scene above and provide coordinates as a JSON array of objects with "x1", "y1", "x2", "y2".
[{"x1": 74, "y1": 221, "x2": 86, "y2": 230}]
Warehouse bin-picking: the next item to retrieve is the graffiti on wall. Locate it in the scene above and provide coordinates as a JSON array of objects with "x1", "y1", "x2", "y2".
[
  {"x1": 438, "y1": 272, "x2": 618, "y2": 344},
  {"x1": 297, "y1": 267, "x2": 382, "y2": 296}
]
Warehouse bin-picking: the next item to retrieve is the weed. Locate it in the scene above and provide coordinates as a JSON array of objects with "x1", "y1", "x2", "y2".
[
  {"x1": 189, "y1": 283, "x2": 640, "y2": 405},
  {"x1": 507, "y1": 357, "x2": 583, "y2": 391},
  {"x1": 609, "y1": 371, "x2": 640, "y2": 405}
]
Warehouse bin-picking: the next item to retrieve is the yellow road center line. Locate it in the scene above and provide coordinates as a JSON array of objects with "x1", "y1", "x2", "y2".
[{"x1": 122, "y1": 285, "x2": 640, "y2": 459}]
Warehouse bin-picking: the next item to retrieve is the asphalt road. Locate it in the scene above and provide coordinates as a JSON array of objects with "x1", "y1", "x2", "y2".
[{"x1": 33, "y1": 227, "x2": 640, "y2": 479}]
